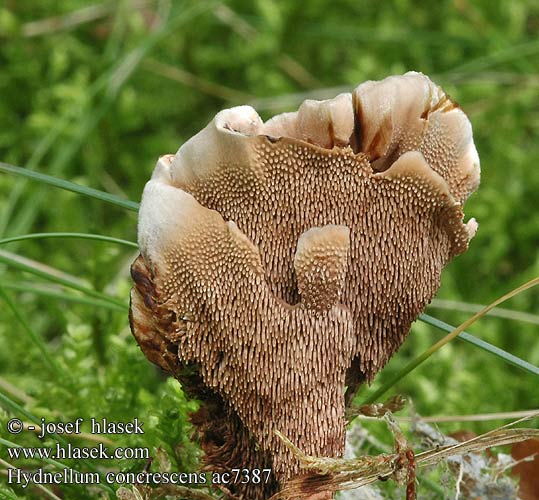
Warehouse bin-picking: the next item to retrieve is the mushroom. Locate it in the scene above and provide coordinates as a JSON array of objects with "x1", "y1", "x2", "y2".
[{"x1": 129, "y1": 72, "x2": 480, "y2": 499}]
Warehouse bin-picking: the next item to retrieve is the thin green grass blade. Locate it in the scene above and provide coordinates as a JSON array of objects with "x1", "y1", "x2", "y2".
[
  {"x1": 0, "y1": 437, "x2": 115, "y2": 495},
  {"x1": 0, "y1": 458, "x2": 62, "y2": 500},
  {"x1": 1, "y1": 2, "x2": 216, "y2": 237},
  {"x1": 5, "y1": 101, "x2": 121, "y2": 237},
  {"x1": 0, "y1": 0, "x2": 136, "y2": 238},
  {"x1": 0, "y1": 392, "x2": 115, "y2": 493},
  {"x1": 0, "y1": 377, "x2": 34, "y2": 405},
  {"x1": 0, "y1": 232, "x2": 138, "y2": 249},
  {"x1": 427, "y1": 299, "x2": 539, "y2": 325},
  {"x1": 2, "y1": 1, "x2": 217, "y2": 236},
  {"x1": 0, "y1": 390, "x2": 42, "y2": 427},
  {"x1": 0, "y1": 286, "x2": 64, "y2": 377},
  {"x1": 420, "y1": 313, "x2": 539, "y2": 375},
  {"x1": 362, "y1": 277, "x2": 539, "y2": 405},
  {"x1": 0, "y1": 71, "x2": 111, "y2": 238},
  {"x1": 446, "y1": 39, "x2": 539, "y2": 74},
  {"x1": 0, "y1": 442, "x2": 68, "y2": 477},
  {"x1": 0, "y1": 162, "x2": 140, "y2": 212},
  {"x1": 301, "y1": 25, "x2": 477, "y2": 46},
  {"x1": 2, "y1": 283, "x2": 127, "y2": 312},
  {"x1": 0, "y1": 434, "x2": 75, "y2": 472},
  {"x1": 0, "y1": 252, "x2": 127, "y2": 309}
]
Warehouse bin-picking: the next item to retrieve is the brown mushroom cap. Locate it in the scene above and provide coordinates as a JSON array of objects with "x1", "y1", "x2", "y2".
[{"x1": 130, "y1": 71, "x2": 480, "y2": 499}]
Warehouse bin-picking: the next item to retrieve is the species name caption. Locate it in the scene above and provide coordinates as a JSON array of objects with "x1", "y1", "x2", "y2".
[{"x1": 6, "y1": 418, "x2": 272, "y2": 488}]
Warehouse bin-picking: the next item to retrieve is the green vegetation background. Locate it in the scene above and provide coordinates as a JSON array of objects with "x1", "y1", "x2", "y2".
[{"x1": 0, "y1": 0, "x2": 538, "y2": 498}]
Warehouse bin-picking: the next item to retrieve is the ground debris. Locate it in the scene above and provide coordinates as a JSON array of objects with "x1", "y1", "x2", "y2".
[{"x1": 271, "y1": 408, "x2": 539, "y2": 499}]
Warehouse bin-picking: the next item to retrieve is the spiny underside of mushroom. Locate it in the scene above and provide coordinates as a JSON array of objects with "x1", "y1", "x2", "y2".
[{"x1": 129, "y1": 72, "x2": 480, "y2": 499}]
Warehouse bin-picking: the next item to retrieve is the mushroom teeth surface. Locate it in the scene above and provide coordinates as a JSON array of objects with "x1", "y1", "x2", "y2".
[{"x1": 130, "y1": 71, "x2": 480, "y2": 499}]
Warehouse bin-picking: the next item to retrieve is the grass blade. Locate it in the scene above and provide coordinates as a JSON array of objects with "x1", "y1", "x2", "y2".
[
  {"x1": 0, "y1": 391, "x2": 115, "y2": 493},
  {"x1": 362, "y1": 277, "x2": 539, "y2": 404},
  {"x1": 420, "y1": 313, "x2": 539, "y2": 375},
  {"x1": 0, "y1": 162, "x2": 140, "y2": 212},
  {"x1": 0, "y1": 437, "x2": 115, "y2": 495},
  {"x1": 1, "y1": 2, "x2": 218, "y2": 236},
  {"x1": 0, "y1": 439, "x2": 75, "y2": 474},
  {"x1": 2, "y1": 282, "x2": 127, "y2": 312},
  {"x1": 0, "y1": 390, "x2": 42, "y2": 427},
  {"x1": 0, "y1": 70, "x2": 111, "y2": 238},
  {"x1": 0, "y1": 286, "x2": 64, "y2": 377},
  {"x1": 396, "y1": 409, "x2": 539, "y2": 424},
  {"x1": 427, "y1": 299, "x2": 539, "y2": 325},
  {"x1": 446, "y1": 39, "x2": 539, "y2": 74},
  {"x1": 0, "y1": 457, "x2": 62, "y2": 500},
  {"x1": 0, "y1": 232, "x2": 138, "y2": 249},
  {"x1": 0, "y1": 377, "x2": 34, "y2": 405},
  {"x1": 0, "y1": 251, "x2": 127, "y2": 309}
]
